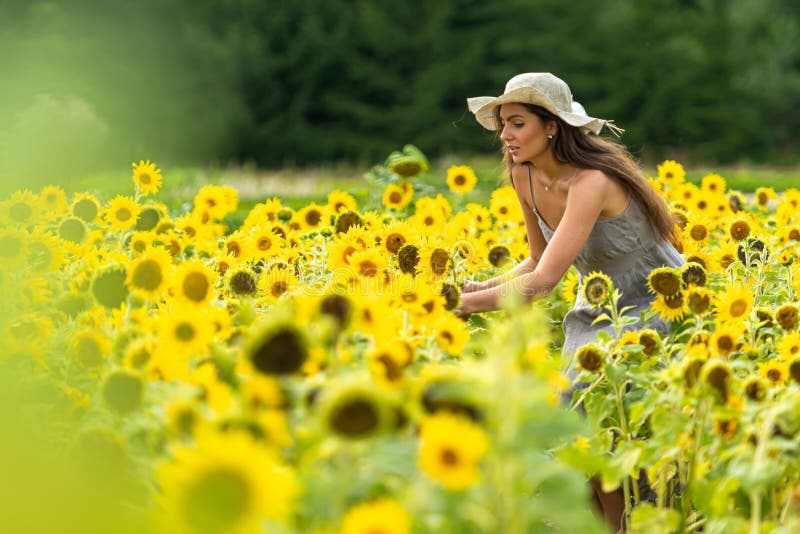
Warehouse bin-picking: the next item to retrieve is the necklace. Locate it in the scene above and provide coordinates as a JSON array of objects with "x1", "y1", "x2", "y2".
[{"x1": 536, "y1": 165, "x2": 581, "y2": 191}]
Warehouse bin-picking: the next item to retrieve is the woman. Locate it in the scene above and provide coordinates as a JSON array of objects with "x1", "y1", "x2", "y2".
[{"x1": 457, "y1": 73, "x2": 684, "y2": 531}]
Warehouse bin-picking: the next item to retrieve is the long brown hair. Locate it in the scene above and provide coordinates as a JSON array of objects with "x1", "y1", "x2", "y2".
[{"x1": 497, "y1": 104, "x2": 676, "y2": 242}]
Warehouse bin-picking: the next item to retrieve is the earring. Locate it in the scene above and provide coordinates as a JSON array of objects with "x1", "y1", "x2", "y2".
[{"x1": 547, "y1": 134, "x2": 553, "y2": 139}]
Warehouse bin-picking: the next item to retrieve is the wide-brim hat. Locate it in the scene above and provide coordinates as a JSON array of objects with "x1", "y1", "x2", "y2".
[{"x1": 467, "y1": 72, "x2": 623, "y2": 136}]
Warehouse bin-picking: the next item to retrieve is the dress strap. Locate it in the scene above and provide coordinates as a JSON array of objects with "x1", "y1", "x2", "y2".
[{"x1": 526, "y1": 164, "x2": 538, "y2": 214}]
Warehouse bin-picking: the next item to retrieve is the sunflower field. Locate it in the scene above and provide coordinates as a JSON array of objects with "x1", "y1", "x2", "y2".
[{"x1": 2, "y1": 147, "x2": 800, "y2": 534}]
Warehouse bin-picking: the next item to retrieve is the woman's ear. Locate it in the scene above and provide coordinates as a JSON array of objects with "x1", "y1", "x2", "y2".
[{"x1": 547, "y1": 120, "x2": 558, "y2": 137}]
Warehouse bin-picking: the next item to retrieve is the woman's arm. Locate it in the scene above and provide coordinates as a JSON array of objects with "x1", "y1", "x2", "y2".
[
  {"x1": 457, "y1": 171, "x2": 610, "y2": 315},
  {"x1": 463, "y1": 165, "x2": 548, "y2": 293}
]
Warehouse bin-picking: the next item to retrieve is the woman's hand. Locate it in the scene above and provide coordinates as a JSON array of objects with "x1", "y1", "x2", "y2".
[
  {"x1": 461, "y1": 279, "x2": 485, "y2": 294},
  {"x1": 454, "y1": 293, "x2": 473, "y2": 320}
]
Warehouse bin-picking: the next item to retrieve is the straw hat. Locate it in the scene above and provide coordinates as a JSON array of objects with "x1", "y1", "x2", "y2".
[{"x1": 467, "y1": 72, "x2": 623, "y2": 136}]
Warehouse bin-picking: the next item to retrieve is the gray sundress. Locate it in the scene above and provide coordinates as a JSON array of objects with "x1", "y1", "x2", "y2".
[{"x1": 524, "y1": 169, "x2": 685, "y2": 376}]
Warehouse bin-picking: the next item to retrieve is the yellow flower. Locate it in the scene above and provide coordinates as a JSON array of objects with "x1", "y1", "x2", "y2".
[
  {"x1": 126, "y1": 247, "x2": 172, "y2": 300},
  {"x1": 581, "y1": 271, "x2": 613, "y2": 308},
  {"x1": 132, "y1": 160, "x2": 162, "y2": 196},
  {"x1": 104, "y1": 195, "x2": 141, "y2": 231},
  {"x1": 327, "y1": 189, "x2": 358, "y2": 214},
  {"x1": 713, "y1": 283, "x2": 754, "y2": 325},
  {"x1": 446, "y1": 165, "x2": 478, "y2": 194},
  {"x1": 755, "y1": 186, "x2": 778, "y2": 209},
  {"x1": 157, "y1": 429, "x2": 300, "y2": 533},
  {"x1": 576, "y1": 343, "x2": 606, "y2": 372},
  {"x1": 39, "y1": 185, "x2": 69, "y2": 219},
  {"x1": 489, "y1": 186, "x2": 523, "y2": 223},
  {"x1": 434, "y1": 313, "x2": 470, "y2": 356},
  {"x1": 378, "y1": 220, "x2": 418, "y2": 256},
  {"x1": 700, "y1": 173, "x2": 726, "y2": 195},
  {"x1": 158, "y1": 307, "x2": 215, "y2": 358},
  {"x1": 710, "y1": 322, "x2": 744, "y2": 357},
  {"x1": 257, "y1": 266, "x2": 298, "y2": 301},
  {"x1": 295, "y1": 202, "x2": 329, "y2": 232},
  {"x1": 340, "y1": 498, "x2": 411, "y2": 534},
  {"x1": 1, "y1": 190, "x2": 39, "y2": 227},
  {"x1": 647, "y1": 266, "x2": 683, "y2": 296},
  {"x1": 71, "y1": 192, "x2": 102, "y2": 223},
  {"x1": 417, "y1": 240, "x2": 451, "y2": 281},
  {"x1": 759, "y1": 359, "x2": 788, "y2": 387},
  {"x1": 777, "y1": 331, "x2": 800, "y2": 361},
  {"x1": 657, "y1": 160, "x2": 685, "y2": 185},
  {"x1": 651, "y1": 292, "x2": 687, "y2": 323},
  {"x1": 382, "y1": 184, "x2": 411, "y2": 210},
  {"x1": 0, "y1": 227, "x2": 29, "y2": 270},
  {"x1": 72, "y1": 329, "x2": 111, "y2": 368},
  {"x1": 418, "y1": 412, "x2": 488, "y2": 491},
  {"x1": 560, "y1": 268, "x2": 580, "y2": 305}
]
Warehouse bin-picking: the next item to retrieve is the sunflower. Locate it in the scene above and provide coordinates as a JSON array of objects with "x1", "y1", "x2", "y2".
[
  {"x1": 246, "y1": 313, "x2": 309, "y2": 375},
  {"x1": 347, "y1": 248, "x2": 389, "y2": 281},
  {"x1": 737, "y1": 237, "x2": 769, "y2": 266},
  {"x1": 73, "y1": 329, "x2": 111, "y2": 368},
  {"x1": 104, "y1": 195, "x2": 141, "y2": 231},
  {"x1": 131, "y1": 160, "x2": 162, "y2": 196},
  {"x1": 434, "y1": 313, "x2": 470, "y2": 357},
  {"x1": 775, "y1": 303, "x2": 799, "y2": 330},
  {"x1": 126, "y1": 247, "x2": 172, "y2": 300},
  {"x1": 340, "y1": 498, "x2": 411, "y2": 534},
  {"x1": 157, "y1": 429, "x2": 300, "y2": 532},
  {"x1": 1, "y1": 190, "x2": 39, "y2": 227},
  {"x1": 0, "y1": 227, "x2": 29, "y2": 270},
  {"x1": 686, "y1": 287, "x2": 713, "y2": 315},
  {"x1": 576, "y1": 343, "x2": 606, "y2": 372},
  {"x1": 226, "y1": 267, "x2": 258, "y2": 297},
  {"x1": 418, "y1": 241, "x2": 451, "y2": 281},
  {"x1": 777, "y1": 331, "x2": 800, "y2": 361},
  {"x1": 489, "y1": 186, "x2": 523, "y2": 223},
  {"x1": 295, "y1": 202, "x2": 328, "y2": 232},
  {"x1": 673, "y1": 183, "x2": 699, "y2": 206},
  {"x1": 759, "y1": 359, "x2": 788, "y2": 387},
  {"x1": 788, "y1": 356, "x2": 800, "y2": 384},
  {"x1": 684, "y1": 218, "x2": 712, "y2": 246},
  {"x1": 681, "y1": 262, "x2": 707, "y2": 288},
  {"x1": 743, "y1": 376, "x2": 768, "y2": 402},
  {"x1": 657, "y1": 160, "x2": 685, "y2": 185},
  {"x1": 581, "y1": 271, "x2": 613, "y2": 308},
  {"x1": 713, "y1": 283, "x2": 754, "y2": 325},
  {"x1": 38, "y1": 184, "x2": 68, "y2": 218},
  {"x1": 710, "y1": 323, "x2": 744, "y2": 357},
  {"x1": 92, "y1": 264, "x2": 130, "y2": 309},
  {"x1": 101, "y1": 370, "x2": 143, "y2": 414},
  {"x1": 559, "y1": 269, "x2": 580, "y2": 305},
  {"x1": 701, "y1": 173, "x2": 726, "y2": 194},
  {"x1": 57, "y1": 216, "x2": 88, "y2": 245},
  {"x1": 382, "y1": 184, "x2": 411, "y2": 210},
  {"x1": 386, "y1": 144, "x2": 429, "y2": 177},
  {"x1": 194, "y1": 184, "x2": 238, "y2": 220},
  {"x1": 728, "y1": 217, "x2": 752, "y2": 241},
  {"x1": 378, "y1": 220, "x2": 418, "y2": 256},
  {"x1": 446, "y1": 165, "x2": 478, "y2": 194},
  {"x1": 334, "y1": 211, "x2": 365, "y2": 236},
  {"x1": 71, "y1": 193, "x2": 102, "y2": 223},
  {"x1": 327, "y1": 189, "x2": 358, "y2": 215},
  {"x1": 413, "y1": 200, "x2": 447, "y2": 234},
  {"x1": 257, "y1": 266, "x2": 298, "y2": 301},
  {"x1": 638, "y1": 329, "x2": 661, "y2": 356},
  {"x1": 26, "y1": 229, "x2": 65, "y2": 274},
  {"x1": 487, "y1": 244, "x2": 513, "y2": 267},
  {"x1": 246, "y1": 225, "x2": 284, "y2": 261},
  {"x1": 418, "y1": 412, "x2": 488, "y2": 491},
  {"x1": 366, "y1": 341, "x2": 412, "y2": 388},
  {"x1": 647, "y1": 266, "x2": 683, "y2": 296},
  {"x1": 316, "y1": 378, "x2": 396, "y2": 439},
  {"x1": 701, "y1": 359, "x2": 732, "y2": 401},
  {"x1": 651, "y1": 292, "x2": 687, "y2": 323},
  {"x1": 713, "y1": 417, "x2": 738, "y2": 440},
  {"x1": 158, "y1": 308, "x2": 215, "y2": 358},
  {"x1": 755, "y1": 186, "x2": 778, "y2": 209}
]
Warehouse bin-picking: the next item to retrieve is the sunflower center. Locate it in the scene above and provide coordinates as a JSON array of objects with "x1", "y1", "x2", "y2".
[
  {"x1": 767, "y1": 369, "x2": 782, "y2": 382},
  {"x1": 717, "y1": 335, "x2": 734, "y2": 352},
  {"x1": 76, "y1": 337, "x2": 103, "y2": 367},
  {"x1": 257, "y1": 237, "x2": 272, "y2": 250},
  {"x1": 320, "y1": 294, "x2": 351, "y2": 328},
  {"x1": 251, "y1": 329, "x2": 307, "y2": 375},
  {"x1": 377, "y1": 354, "x2": 403, "y2": 381},
  {"x1": 138, "y1": 173, "x2": 151, "y2": 184},
  {"x1": 730, "y1": 221, "x2": 750, "y2": 240},
  {"x1": 454, "y1": 175, "x2": 466, "y2": 186},
  {"x1": 664, "y1": 294, "x2": 684, "y2": 309},
  {"x1": 790, "y1": 229, "x2": 800, "y2": 241},
  {"x1": 389, "y1": 191, "x2": 403, "y2": 204},
  {"x1": 229, "y1": 271, "x2": 257, "y2": 295},
  {"x1": 440, "y1": 331, "x2": 454, "y2": 345},
  {"x1": 92, "y1": 267, "x2": 129, "y2": 309},
  {"x1": 73, "y1": 198, "x2": 99, "y2": 222},
  {"x1": 690, "y1": 225, "x2": 708, "y2": 241},
  {"x1": 440, "y1": 447, "x2": 460, "y2": 466},
  {"x1": 359, "y1": 260, "x2": 378, "y2": 277},
  {"x1": 729, "y1": 299, "x2": 748, "y2": 318},
  {"x1": 226, "y1": 242, "x2": 241, "y2": 257},
  {"x1": 424, "y1": 216, "x2": 434, "y2": 226},
  {"x1": 132, "y1": 260, "x2": 163, "y2": 291},
  {"x1": 330, "y1": 398, "x2": 379, "y2": 438},
  {"x1": 430, "y1": 249, "x2": 449, "y2": 275},
  {"x1": 183, "y1": 271, "x2": 210, "y2": 302},
  {"x1": 305, "y1": 210, "x2": 321, "y2": 226},
  {"x1": 116, "y1": 208, "x2": 131, "y2": 222},
  {"x1": 176, "y1": 323, "x2": 195, "y2": 341},
  {"x1": 271, "y1": 281, "x2": 288, "y2": 297},
  {"x1": 59, "y1": 218, "x2": 87, "y2": 243},
  {"x1": 182, "y1": 469, "x2": 251, "y2": 532},
  {"x1": 385, "y1": 233, "x2": 406, "y2": 254}
]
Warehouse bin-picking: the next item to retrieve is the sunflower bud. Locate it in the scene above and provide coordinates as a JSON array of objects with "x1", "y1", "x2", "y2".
[
  {"x1": 581, "y1": 271, "x2": 613, "y2": 308},
  {"x1": 576, "y1": 344, "x2": 606, "y2": 373}
]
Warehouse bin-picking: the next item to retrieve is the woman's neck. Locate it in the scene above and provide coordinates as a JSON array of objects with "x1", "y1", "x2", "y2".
[{"x1": 529, "y1": 154, "x2": 570, "y2": 181}]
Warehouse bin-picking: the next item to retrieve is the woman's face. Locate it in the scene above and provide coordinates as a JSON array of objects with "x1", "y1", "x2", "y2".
[{"x1": 498, "y1": 103, "x2": 553, "y2": 163}]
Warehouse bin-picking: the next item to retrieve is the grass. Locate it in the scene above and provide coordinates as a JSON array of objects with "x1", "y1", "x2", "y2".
[{"x1": 62, "y1": 155, "x2": 798, "y2": 218}]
